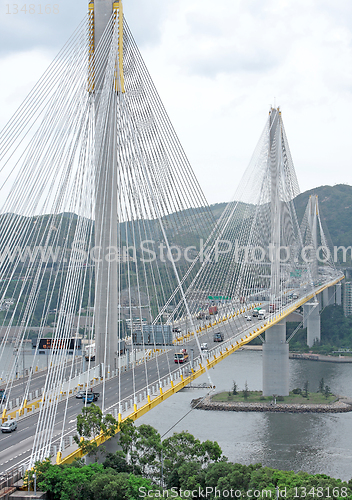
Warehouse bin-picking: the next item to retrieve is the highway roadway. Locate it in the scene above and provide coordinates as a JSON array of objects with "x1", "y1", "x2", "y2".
[
  {"x1": 0, "y1": 311, "x2": 253, "y2": 475},
  {"x1": 1, "y1": 355, "x2": 87, "y2": 408},
  {"x1": 0, "y1": 273, "x2": 342, "y2": 476}
]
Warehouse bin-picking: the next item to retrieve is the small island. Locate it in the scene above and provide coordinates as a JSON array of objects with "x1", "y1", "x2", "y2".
[{"x1": 191, "y1": 383, "x2": 352, "y2": 413}]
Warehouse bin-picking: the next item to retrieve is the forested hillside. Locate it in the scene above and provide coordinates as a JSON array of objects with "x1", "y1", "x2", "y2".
[{"x1": 1, "y1": 185, "x2": 351, "y2": 328}]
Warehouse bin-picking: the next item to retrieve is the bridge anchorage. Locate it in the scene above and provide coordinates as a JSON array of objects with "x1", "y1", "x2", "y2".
[{"x1": 0, "y1": 0, "x2": 343, "y2": 473}]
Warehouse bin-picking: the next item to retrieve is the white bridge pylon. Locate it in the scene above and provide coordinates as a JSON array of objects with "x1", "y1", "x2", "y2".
[
  {"x1": 175, "y1": 106, "x2": 343, "y2": 396},
  {"x1": 0, "y1": 0, "x2": 219, "y2": 468}
]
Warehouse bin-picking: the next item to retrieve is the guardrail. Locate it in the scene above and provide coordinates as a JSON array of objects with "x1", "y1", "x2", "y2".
[{"x1": 0, "y1": 464, "x2": 24, "y2": 497}]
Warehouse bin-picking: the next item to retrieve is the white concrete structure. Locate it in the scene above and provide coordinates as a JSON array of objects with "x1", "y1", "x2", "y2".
[
  {"x1": 303, "y1": 302, "x2": 321, "y2": 347},
  {"x1": 262, "y1": 321, "x2": 289, "y2": 396}
]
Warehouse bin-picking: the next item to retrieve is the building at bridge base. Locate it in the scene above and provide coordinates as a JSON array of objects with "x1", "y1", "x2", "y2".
[{"x1": 262, "y1": 320, "x2": 289, "y2": 396}]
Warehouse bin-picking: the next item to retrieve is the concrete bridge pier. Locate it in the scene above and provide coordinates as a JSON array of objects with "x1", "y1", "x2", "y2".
[
  {"x1": 323, "y1": 286, "x2": 335, "y2": 308},
  {"x1": 336, "y1": 283, "x2": 342, "y2": 305},
  {"x1": 303, "y1": 302, "x2": 320, "y2": 347},
  {"x1": 262, "y1": 320, "x2": 289, "y2": 396}
]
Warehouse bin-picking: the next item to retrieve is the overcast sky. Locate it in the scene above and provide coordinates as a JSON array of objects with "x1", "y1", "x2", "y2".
[{"x1": 0, "y1": 0, "x2": 351, "y2": 205}]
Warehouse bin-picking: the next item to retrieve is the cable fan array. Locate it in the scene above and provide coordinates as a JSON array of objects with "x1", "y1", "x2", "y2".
[{"x1": 0, "y1": 10, "x2": 219, "y2": 465}]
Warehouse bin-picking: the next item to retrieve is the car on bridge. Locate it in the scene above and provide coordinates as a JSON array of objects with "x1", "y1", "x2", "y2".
[
  {"x1": 200, "y1": 343, "x2": 208, "y2": 351},
  {"x1": 82, "y1": 392, "x2": 100, "y2": 403},
  {"x1": 213, "y1": 332, "x2": 224, "y2": 342},
  {"x1": 245, "y1": 315, "x2": 252, "y2": 321},
  {"x1": 174, "y1": 349, "x2": 189, "y2": 363},
  {"x1": 1, "y1": 420, "x2": 17, "y2": 433},
  {"x1": 76, "y1": 390, "x2": 87, "y2": 399}
]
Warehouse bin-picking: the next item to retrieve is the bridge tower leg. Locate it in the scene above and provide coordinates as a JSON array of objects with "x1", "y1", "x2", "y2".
[
  {"x1": 93, "y1": 0, "x2": 123, "y2": 375},
  {"x1": 307, "y1": 195, "x2": 319, "y2": 282},
  {"x1": 303, "y1": 302, "x2": 320, "y2": 347},
  {"x1": 262, "y1": 107, "x2": 289, "y2": 396},
  {"x1": 262, "y1": 320, "x2": 289, "y2": 396}
]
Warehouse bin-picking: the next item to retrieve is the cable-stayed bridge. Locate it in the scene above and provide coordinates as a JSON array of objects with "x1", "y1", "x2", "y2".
[{"x1": 0, "y1": 0, "x2": 343, "y2": 476}]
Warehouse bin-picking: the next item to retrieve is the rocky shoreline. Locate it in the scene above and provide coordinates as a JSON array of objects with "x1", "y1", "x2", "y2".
[{"x1": 191, "y1": 395, "x2": 352, "y2": 413}]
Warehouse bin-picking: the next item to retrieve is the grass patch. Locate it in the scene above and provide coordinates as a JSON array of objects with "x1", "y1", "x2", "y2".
[{"x1": 212, "y1": 391, "x2": 337, "y2": 405}]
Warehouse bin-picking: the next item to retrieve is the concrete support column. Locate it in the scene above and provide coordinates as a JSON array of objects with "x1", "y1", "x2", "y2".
[
  {"x1": 303, "y1": 302, "x2": 320, "y2": 347},
  {"x1": 336, "y1": 283, "x2": 342, "y2": 306},
  {"x1": 262, "y1": 320, "x2": 289, "y2": 396},
  {"x1": 323, "y1": 286, "x2": 335, "y2": 308}
]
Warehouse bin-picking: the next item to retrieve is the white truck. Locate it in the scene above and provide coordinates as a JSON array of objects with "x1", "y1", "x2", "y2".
[
  {"x1": 84, "y1": 343, "x2": 96, "y2": 361},
  {"x1": 258, "y1": 309, "x2": 266, "y2": 319}
]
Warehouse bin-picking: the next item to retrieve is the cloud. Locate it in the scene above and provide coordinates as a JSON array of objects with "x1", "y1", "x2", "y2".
[{"x1": 0, "y1": 0, "x2": 352, "y2": 204}]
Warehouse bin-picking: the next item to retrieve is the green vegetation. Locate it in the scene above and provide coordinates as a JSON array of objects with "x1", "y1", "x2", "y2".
[
  {"x1": 289, "y1": 305, "x2": 352, "y2": 354},
  {"x1": 212, "y1": 390, "x2": 336, "y2": 404},
  {"x1": 26, "y1": 417, "x2": 352, "y2": 500}
]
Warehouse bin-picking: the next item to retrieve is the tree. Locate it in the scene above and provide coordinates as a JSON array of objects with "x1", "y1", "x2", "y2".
[
  {"x1": 134, "y1": 424, "x2": 162, "y2": 478},
  {"x1": 232, "y1": 381, "x2": 238, "y2": 395},
  {"x1": 89, "y1": 470, "x2": 130, "y2": 500},
  {"x1": 33, "y1": 459, "x2": 104, "y2": 500},
  {"x1": 318, "y1": 377, "x2": 324, "y2": 393},
  {"x1": 243, "y1": 381, "x2": 250, "y2": 400},
  {"x1": 74, "y1": 404, "x2": 119, "y2": 458},
  {"x1": 162, "y1": 430, "x2": 223, "y2": 488},
  {"x1": 103, "y1": 451, "x2": 135, "y2": 474},
  {"x1": 324, "y1": 385, "x2": 331, "y2": 399}
]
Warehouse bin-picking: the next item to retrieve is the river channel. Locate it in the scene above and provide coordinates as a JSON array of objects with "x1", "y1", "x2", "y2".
[{"x1": 138, "y1": 349, "x2": 352, "y2": 481}]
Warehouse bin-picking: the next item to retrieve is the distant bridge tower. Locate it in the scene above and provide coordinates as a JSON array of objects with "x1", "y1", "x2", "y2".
[
  {"x1": 304, "y1": 195, "x2": 320, "y2": 347},
  {"x1": 91, "y1": 0, "x2": 124, "y2": 374},
  {"x1": 262, "y1": 108, "x2": 289, "y2": 397}
]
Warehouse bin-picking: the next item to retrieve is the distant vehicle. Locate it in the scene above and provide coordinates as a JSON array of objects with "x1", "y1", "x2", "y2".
[
  {"x1": 82, "y1": 392, "x2": 100, "y2": 403},
  {"x1": 1, "y1": 420, "x2": 17, "y2": 433},
  {"x1": 200, "y1": 343, "x2": 208, "y2": 351},
  {"x1": 252, "y1": 310, "x2": 259, "y2": 317},
  {"x1": 76, "y1": 390, "x2": 87, "y2": 399},
  {"x1": 172, "y1": 327, "x2": 182, "y2": 334},
  {"x1": 0, "y1": 389, "x2": 6, "y2": 401},
  {"x1": 213, "y1": 332, "x2": 224, "y2": 342},
  {"x1": 245, "y1": 315, "x2": 252, "y2": 321},
  {"x1": 269, "y1": 304, "x2": 276, "y2": 313},
  {"x1": 209, "y1": 306, "x2": 218, "y2": 315},
  {"x1": 196, "y1": 312, "x2": 205, "y2": 320},
  {"x1": 205, "y1": 315, "x2": 210, "y2": 320},
  {"x1": 292, "y1": 293, "x2": 299, "y2": 299},
  {"x1": 258, "y1": 309, "x2": 266, "y2": 319},
  {"x1": 85, "y1": 343, "x2": 96, "y2": 361},
  {"x1": 174, "y1": 349, "x2": 189, "y2": 364}
]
